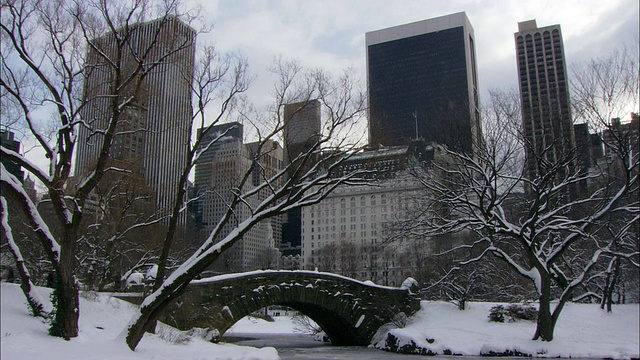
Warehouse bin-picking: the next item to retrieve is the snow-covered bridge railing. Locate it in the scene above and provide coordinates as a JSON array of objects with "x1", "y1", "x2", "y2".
[{"x1": 159, "y1": 270, "x2": 422, "y2": 346}]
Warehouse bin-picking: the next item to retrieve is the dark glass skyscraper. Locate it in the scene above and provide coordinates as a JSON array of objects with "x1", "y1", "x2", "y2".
[{"x1": 366, "y1": 12, "x2": 480, "y2": 154}]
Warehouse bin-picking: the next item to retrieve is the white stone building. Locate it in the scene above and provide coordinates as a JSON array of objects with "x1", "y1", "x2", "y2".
[{"x1": 301, "y1": 142, "x2": 442, "y2": 285}]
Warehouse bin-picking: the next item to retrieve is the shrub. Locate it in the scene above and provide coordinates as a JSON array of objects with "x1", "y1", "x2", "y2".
[
  {"x1": 489, "y1": 303, "x2": 537, "y2": 323},
  {"x1": 506, "y1": 303, "x2": 537, "y2": 321},
  {"x1": 488, "y1": 305, "x2": 506, "y2": 322}
]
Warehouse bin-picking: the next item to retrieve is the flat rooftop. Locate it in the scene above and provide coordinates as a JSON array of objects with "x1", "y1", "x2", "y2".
[{"x1": 366, "y1": 12, "x2": 472, "y2": 46}]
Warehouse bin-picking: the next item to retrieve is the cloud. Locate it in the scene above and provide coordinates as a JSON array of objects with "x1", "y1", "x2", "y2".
[{"x1": 197, "y1": 0, "x2": 637, "y2": 107}]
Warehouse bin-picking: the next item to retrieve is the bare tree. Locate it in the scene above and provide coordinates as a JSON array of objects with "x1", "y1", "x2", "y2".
[
  {"x1": 124, "y1": 59, "x2": 367, "y2": 350},
  {"x1": 151, "y1": 45, "x2": 249, "y2": 294},
  {"x1": 338, "y1": 240, "x2": 359, "y2": 278},
  {"x1": 397, "y1": 71, "x2": 638, "y2": 342},
  {"x1": 74, "y1": 162, "x2": 166, "y2": 291},
  {"x1": 0, "y1": 0, "x2": 240, "y2": 339},
  {"x1": 315, "y1": 242, "x2": 338, "y2": 272},
  {"x1": 361, "y1": 243, "x2": 380, "y2": 282},
  {"x1": 292, "y1": 314, "x2": 323, "y2": 335},
  {"x1": 260, "y1": 246, "x2": 282, "y2": 270},
  {"x1": 570, "y1": 44, "x2": 640, "y2": 310}
]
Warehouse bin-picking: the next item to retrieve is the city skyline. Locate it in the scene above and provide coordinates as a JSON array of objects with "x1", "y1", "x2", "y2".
[
  {"x1": 200, "y1": 0, "x2": 638, "y2": 111},
  {"x1": 11, "y1": 0, "x2": 639, "y2": 190}
]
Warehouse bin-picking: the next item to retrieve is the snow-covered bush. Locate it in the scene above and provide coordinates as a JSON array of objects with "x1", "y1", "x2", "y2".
[
  {"x1": 400, "y1": 277, "x2": 420, "y2": 294},
  {"x1": 186, "y1": 327, "x2": 220, "y2": 342},
  {"x1": 506, "y1": 304, "x2": 537, "y2": 321},
  {"x1": 488, "y1": 305, "x2": 506, "y2": 322},
  {"x1": 489, "y1": 304, "x2": 537, "y2": 323},
  {"x1": 145, "y1": 265, "x2": 158, "y2": 282}
]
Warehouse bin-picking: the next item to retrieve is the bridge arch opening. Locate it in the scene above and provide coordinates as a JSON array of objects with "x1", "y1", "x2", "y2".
[
  {"x1": 220, "y1": 300, "x2": 368, "y2": 346},
  {"x1": 280, "y1": 302, "x2": 368, "y2": 346}
]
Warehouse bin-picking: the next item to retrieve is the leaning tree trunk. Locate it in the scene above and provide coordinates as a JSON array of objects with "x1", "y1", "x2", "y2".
[
  {"x1": 13, "y1": 250, "x2": 46, "y2": 318},
  {"x1": 126, "y1": 222, "x2": 252, "y2": 350},
  {"x1": 126, "y1": 269, "x2": 194, "y2": 349},
  {"x1": 0, "y1": 197, "x2": 46, "y2": 318}
]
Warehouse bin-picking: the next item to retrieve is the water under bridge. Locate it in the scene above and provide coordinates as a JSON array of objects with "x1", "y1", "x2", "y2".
[{"x1": 156, "y1": 270, "x2": 422, "y2": 346}]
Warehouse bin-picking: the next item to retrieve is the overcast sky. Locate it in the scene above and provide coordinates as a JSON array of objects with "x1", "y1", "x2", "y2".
[
  {"x1": 13, "y1": 0, "x2": 640, "y2": 187},
  {"x1": 193, "y1": 0, "x2": 639, "y2": 107}
]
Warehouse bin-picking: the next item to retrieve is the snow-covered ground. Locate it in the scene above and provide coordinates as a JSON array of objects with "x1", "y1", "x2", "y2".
[
  {"x1": 373, "y1": 301, "x2": 639, "y2": 359},
  {"x1": 227, "y1": 315, "x2": 300, "y2": 335},
  {"x1": 0, "y1": 283, "x2": 278, "y2": 360},
  {"x1": 1, "y1": 282, "x2": 639, "y2": 359}
]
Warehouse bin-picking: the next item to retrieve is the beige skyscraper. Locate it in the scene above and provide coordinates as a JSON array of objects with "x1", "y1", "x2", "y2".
[
  {"x1": 283, "y1": 99, "x2": 322, "y2": 169},
  {"x1": 75, "y1": 17, "x2": 196, "y2": 216},
  {"x1": 515, "y1": 20, "x2": 575, "y2": 181}
]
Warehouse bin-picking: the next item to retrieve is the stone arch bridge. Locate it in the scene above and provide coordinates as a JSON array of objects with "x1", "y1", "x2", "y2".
[{"x1": 159, "y1": 270, "x2": 421, "y2": 346}]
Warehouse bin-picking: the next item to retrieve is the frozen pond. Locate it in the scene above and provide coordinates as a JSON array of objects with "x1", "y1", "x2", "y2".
[{"x1": 223, "y1": 332, "x2": 415, "y2": 360}]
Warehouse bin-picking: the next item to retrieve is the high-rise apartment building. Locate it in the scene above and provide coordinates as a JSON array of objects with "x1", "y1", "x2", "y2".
[
  {"x1": 366, "y1": 12, "x2": 481, "y2": 154},
  {"x1": 280, "y1": 100, "x2": 323, "y2": 262},
  {"x1": 75, "y1": 17, "x2": 195, "y2": 216},
  {"x1": 193, "y1": 122, "x2": 282, "y2": 272},
  {"x1": 515, "y1": 20, "x2": 575, "y2": 180}
]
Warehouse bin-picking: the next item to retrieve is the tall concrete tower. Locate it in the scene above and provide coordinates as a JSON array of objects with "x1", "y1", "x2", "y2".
[
  {"x1": 366, "y1": 12, "x2": 481, "y2": 154},
  {"x1": 515, "y1": 20, "x2": 575, "y2": 181},
  {"x1": 75, "y1": 17, "x2": 195, "y2": 216}
]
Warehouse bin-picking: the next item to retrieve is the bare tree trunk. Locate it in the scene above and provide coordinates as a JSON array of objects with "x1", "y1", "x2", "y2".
[
  {"x1": 50, "y1": 233, "x2": 80, "y2": 339},
  {"x1": 601, "y1": 257, "x2": 620, "y2": 312},
  {"x1": 126, "y1": 281, "x2": 190, "y2": 349},
  {"x1": 126, "y1": 259, "x2": 207, "y2": 350},
  {"x1": 533, "y1": 272, "x2": 555, "y2": 341},
  {"x1": 606, "y1": 257, "x2": 620, "y2": 312},
  {"x1": 600, "y1": 265, "x2": 613, "y2": 310}
]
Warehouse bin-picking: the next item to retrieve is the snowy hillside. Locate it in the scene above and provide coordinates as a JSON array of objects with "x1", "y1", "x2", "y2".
[
  {"x1": 0, "y1": 283, "x2": 278, "y2": 360},
  {"x1": 373, "y1": 301, "x2": 639, "y2": 358}
]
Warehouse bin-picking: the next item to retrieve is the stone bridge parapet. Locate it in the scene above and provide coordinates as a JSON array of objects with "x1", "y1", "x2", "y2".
[{"x1": 160, "y1": 270, "x2": 421, "y2": 345}]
